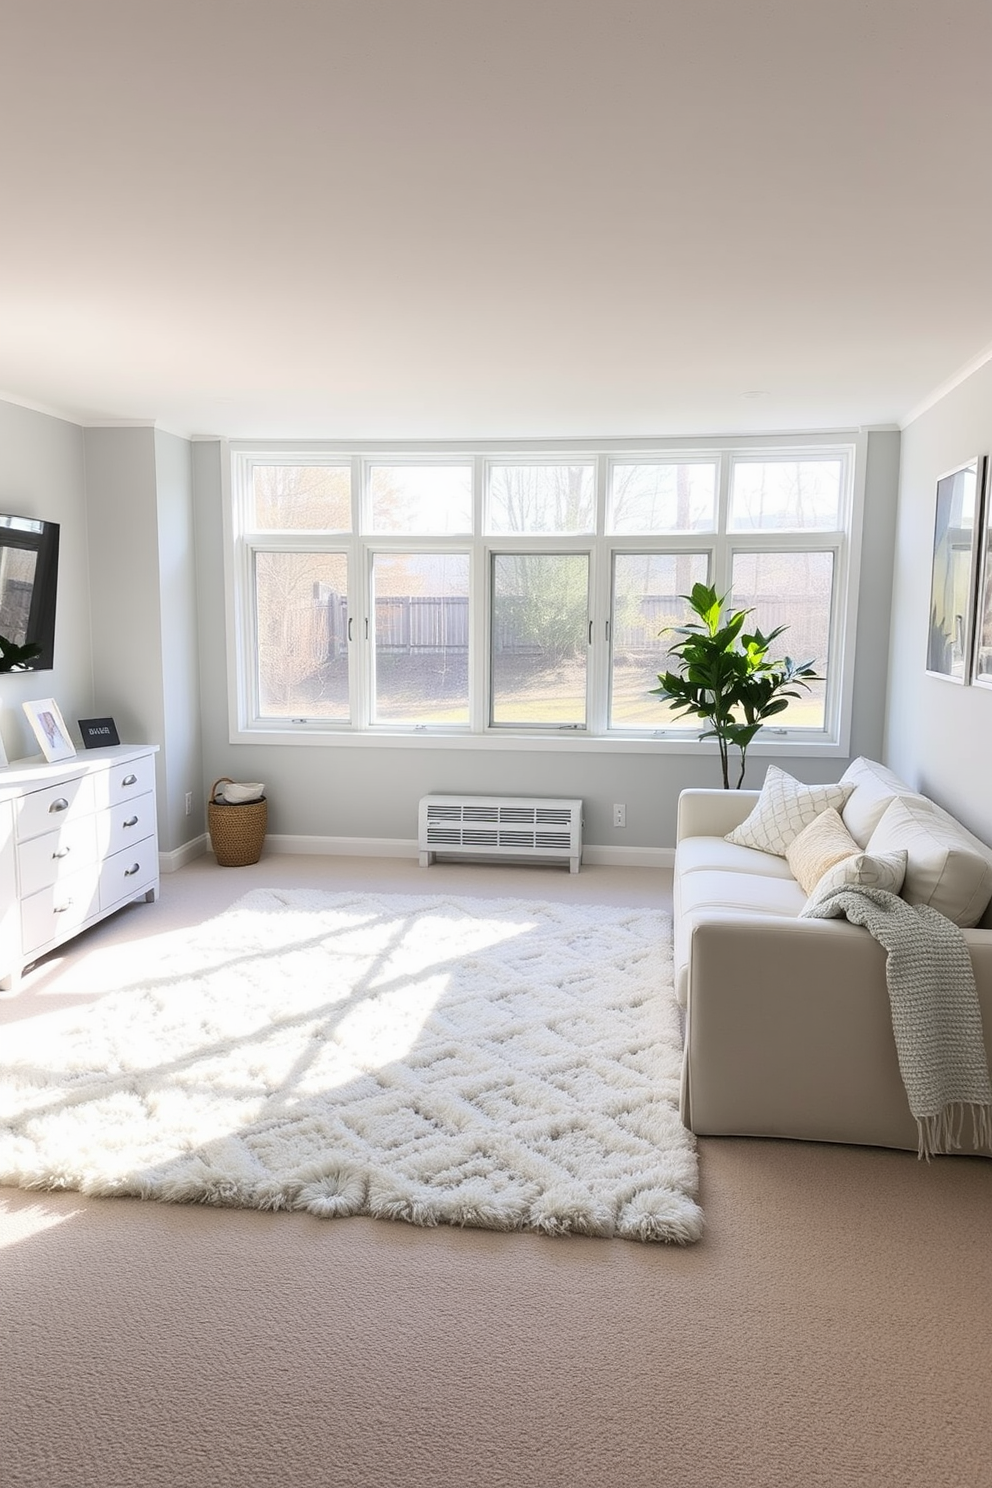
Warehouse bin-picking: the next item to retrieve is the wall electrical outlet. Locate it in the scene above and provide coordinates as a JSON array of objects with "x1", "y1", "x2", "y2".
[
  {"x1": 613, "y1": 803, "x2": 626, "y2": 828},
  {"x1": 185, "y1": 791, "x2": 193, "y2": 816}
]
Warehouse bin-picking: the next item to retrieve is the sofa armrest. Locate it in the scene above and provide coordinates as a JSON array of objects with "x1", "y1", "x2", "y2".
[
  {"x1": 681, "y1": 914, "x2": 992, "y2": 1152},
  {"x1": 676, "y1": 789, "x2": 759, "y2": 843}
]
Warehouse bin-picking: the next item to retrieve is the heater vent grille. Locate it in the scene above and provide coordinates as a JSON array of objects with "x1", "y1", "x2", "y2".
[{"x1": 418, "y1": 796, "x2": 583, "y2": 873}]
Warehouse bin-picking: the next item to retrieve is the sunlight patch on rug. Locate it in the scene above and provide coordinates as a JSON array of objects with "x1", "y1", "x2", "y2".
[{"x1": 0, "y1": 890, "x2": 702, "y2": 1243}]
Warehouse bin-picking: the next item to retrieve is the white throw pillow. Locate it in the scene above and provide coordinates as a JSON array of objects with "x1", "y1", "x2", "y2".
[
  {"x1": 866, "y1": 796, "x2": 992, "y2": 928},
  {"x1": 798, "y1": 849, "x2": 908, "y2": 917},
  {"x1": 725, "y1": 766, "x2": 854, "y2": 858},
  {"x1": 839, "y1": 757, "x2": 918, "y2": 848},
  {"x1": 785, "y1": 808, "x2": 860, "y2": 895}
]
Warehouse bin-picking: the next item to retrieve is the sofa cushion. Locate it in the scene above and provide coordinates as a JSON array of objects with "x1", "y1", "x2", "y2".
[
  {"x1": 675, "y1": 835, "x2": 797, "y2": 880},
  {"x1": 725, "y1": 766, "x2": 853, "y2": 857},
  {"x1": 785, "y1": 808, "x2": 860, "y2": 894},
  {"x1": 799, "y1": 849, "x2": 908, "y2": 915},
  {"x1": 678, "y1": 868, "x2": 807, "y2": 920},
  {"x1": 839, "y1": 757, "x2": 919, "y2": 847},
  {"x1": 867, "y1": 796, "x2": 992, "y2": 928}
]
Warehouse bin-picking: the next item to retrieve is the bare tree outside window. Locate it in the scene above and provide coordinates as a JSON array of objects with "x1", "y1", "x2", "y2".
[
  {"x1": 255, "y1": 551, "x2": 349, "y2": 718},
  {"x1": 730, "y1": 460, "x2": 841, "y2": 532},
  {"x1": 609, "y1": 463, "x2": 717, "y2": 534},
  {"x1": 489, "y1": 465, "x2": 594, "y2": 534},
  {"x1": 253, "y1": 465, "x2": 351, "y2": 531}
]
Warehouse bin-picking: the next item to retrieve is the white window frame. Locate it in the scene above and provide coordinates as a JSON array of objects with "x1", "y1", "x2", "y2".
[{"x1": 223, "y1": 433, "x2": 866, "y2": 757}]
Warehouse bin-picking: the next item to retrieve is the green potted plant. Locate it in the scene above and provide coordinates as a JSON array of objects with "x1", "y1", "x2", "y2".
[
  {"x1": 0, "y1": 635, "x2": 40, "y2": 673},
  {"x1": 651, "y1": 582, "x2": 819, "y2": 789}
]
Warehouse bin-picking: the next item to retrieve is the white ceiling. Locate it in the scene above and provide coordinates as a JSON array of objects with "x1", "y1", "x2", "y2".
[{"x1": 2, "y1": 0, "x2": 992, "y2": 442}]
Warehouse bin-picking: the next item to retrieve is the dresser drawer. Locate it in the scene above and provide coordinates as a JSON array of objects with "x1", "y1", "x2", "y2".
[
  {"x1": 18, "y1": 815, "x2": 99, "y2": 898},
  {"x1": 93, "y1": 792, "x2": 156, "y2": 859},
  {"x1": 99, "y1": 839, "x2": 158, "y2": 912},
  {"x1": 22, "y1": 867, "x2": 101, "y2": 958},
  {"x1": 92, "y1": 754, "x2": 157, "y2": 810},
  {"x1": 15, "y1": 774, "x2": 95, "y2": 843}
]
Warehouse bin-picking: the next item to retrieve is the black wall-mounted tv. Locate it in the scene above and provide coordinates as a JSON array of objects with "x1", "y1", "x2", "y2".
[{"x1": 0, "y1": 515, "x2": 60, "y2": 671}]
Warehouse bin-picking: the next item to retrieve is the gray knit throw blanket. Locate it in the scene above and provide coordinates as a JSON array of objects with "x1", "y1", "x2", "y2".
[{"x1": 802, "y1": 885, "x2": 992, "y2": 1159}]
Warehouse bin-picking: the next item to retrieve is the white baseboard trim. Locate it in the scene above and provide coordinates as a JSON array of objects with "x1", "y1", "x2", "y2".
[
  {"x1": 582, "y1": 844, "x2": 675, "y2": 868},
  {"x1": 160, "y1": 834, "x2": 210, "y2": 872},
  {"x1": 264, "y1": 834, "x2": 421, "y2": 859},
  {"x1": 260, "y1": 834, "x2": 673, "y2": 868}
]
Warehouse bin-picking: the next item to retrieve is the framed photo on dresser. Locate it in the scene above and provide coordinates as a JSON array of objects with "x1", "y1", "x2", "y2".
[{"x1": 22, "y1": 698, "x2": 76, "y2": 763}]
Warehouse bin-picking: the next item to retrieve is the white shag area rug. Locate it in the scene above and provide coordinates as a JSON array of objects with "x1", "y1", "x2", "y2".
[{"x1": 0, "y1": 889, "x2": 702, "y2": 1244}]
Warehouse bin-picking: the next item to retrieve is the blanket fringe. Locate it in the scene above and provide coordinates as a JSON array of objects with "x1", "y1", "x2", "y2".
[{"x1": 917, "y1": 1103, "x2": 992, "y2": 1160}]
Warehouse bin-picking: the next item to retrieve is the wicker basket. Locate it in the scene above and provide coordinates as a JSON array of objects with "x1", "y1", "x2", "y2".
[{"x1": 207, "y1": 777, "x2": 267, "y2": 866}]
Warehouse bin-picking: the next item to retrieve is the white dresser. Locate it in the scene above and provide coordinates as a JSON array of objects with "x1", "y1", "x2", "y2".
[{"x1": 0, "y1": 744, "x2": 159, "y2": 989}]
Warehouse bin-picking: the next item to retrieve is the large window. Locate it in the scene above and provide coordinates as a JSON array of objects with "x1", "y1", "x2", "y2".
[{"x1": 228, "y1": 440, "x2": 860, "y2": 749}]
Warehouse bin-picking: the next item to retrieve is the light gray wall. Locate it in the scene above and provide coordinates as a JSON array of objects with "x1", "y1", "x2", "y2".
[
  {"x1": 885, "y1": 360, "x2": 992, "y2": 844},
  {"x1": 85, "y1": 426, "x2": 165, "y2": 744},
  {"x1": 85, "y1": 425, "x2": 202, "y2": 854},
  {"x1": 0, "y1": 401, "x2": 94, "y2": 762},
  {"x1": 849, "y1": 430, "x2": 900, "y2": 765},
  {"x1": 194, "y1": 432, "x2": 901, "y2": 849},
  {"x1": 154, "y1": 430, "x2": 204, "y2": 844}
]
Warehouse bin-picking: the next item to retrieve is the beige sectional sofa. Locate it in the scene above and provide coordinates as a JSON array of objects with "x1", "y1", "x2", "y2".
[{"x1": 675, "y1": 758, "x2": 992, "y2": 1154}]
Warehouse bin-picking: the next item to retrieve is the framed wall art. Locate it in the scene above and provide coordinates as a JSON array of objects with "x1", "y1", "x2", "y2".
[
  {"x1": 926, "y1": 455, "x2": 986, "y2": 683},
  {"x1": 972, "y1": 458, "x2": 992, "y2": 689}
]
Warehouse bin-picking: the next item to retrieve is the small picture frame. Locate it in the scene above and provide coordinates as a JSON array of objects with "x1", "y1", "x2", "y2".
[
  {"x1": 78, "y1": 716, "x2": 121, "y2": 749},
  {"x1": 23, "y1": 698, "x2": 76, "y2": 763}
]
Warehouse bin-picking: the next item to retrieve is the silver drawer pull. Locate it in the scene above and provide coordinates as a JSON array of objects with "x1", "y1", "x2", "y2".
[
  {"x1": 54, "y1": 900, "x2": 73, "y2": 913},
  {"x1": 123, "y1": 815, "x2": 139, "y2": 828},
  {"x1": 49, "y1": 798, "x2": 70, "y2": 813},
  {"x1": 121, "y1": 774, "x2": 138, "y2": 787},
  {"x1": 124, "y1": 863, "x2": 141, "y2": 877},
  {"x1": 52, "y1": 848, "x2": 71, "y2": 860}
]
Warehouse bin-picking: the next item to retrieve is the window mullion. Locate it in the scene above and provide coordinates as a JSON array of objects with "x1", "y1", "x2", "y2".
[
  {"x1": 714, "y1": 451, "x2": 732, "y2": 595},
  {"x1": 587, "y1": 541, "x2": 610, "y2": 735},
  {"x1": 469, "y1": 533, "x2": 487, "y2": 733}
]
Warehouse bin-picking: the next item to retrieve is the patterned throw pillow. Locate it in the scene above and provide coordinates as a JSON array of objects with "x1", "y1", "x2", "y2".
[
  {"x1": 799, "y1": 849, "x2": 909, "y2": 917},
  {"x1": 725, "y1": 766, "x2": 854, "y2": 858},
  {"x1": 785, "y1": 808, "x2": 860, "y2": 895}
]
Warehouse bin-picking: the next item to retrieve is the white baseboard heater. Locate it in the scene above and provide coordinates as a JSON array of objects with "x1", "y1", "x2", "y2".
[{"x1": 418, "y1": 795, "x2": 583, "y2": 873}]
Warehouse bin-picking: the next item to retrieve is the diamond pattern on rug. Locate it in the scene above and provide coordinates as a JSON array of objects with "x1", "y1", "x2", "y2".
[{"x1": 0, "y1": 889, "x2": 702, "y2": 1244}]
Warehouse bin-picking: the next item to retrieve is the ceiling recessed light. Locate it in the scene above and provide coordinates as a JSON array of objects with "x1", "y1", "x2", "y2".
[{"x1": 741, "y1": 389, "x2": 772, "y2": 400}]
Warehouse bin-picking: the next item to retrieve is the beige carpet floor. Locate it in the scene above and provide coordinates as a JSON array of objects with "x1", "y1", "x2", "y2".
[{"x1": 2, "y1": 853, "x2": 991, "y2": 1488}]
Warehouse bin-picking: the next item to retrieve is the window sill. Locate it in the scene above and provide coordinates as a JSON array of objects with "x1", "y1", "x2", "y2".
[{"x1": 230, "y1": 725, "x2": 849, "y2": 757}]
